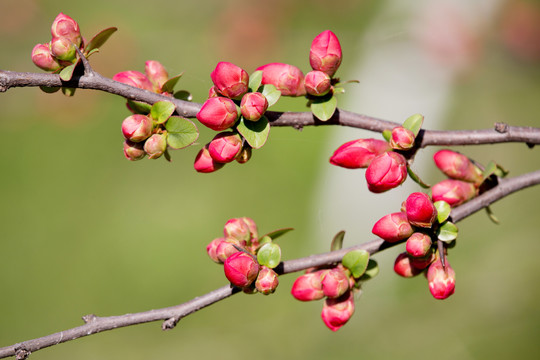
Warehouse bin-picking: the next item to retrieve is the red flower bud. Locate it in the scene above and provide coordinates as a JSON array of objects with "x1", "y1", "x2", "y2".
[
  {"x1": 50, "y1": 37, "x2": 77, "y2": 62},
  {"x1": 223, "y1": 218, "x2": 251, "y2": 242},
  {"x1": 409, "y1": 250, "x2": 436, "y2": 270},
  {"x1": 31, "y1": 43, "x2": 61, "y2": 71},
  {"x1": 216, "y1": 238, "x2": 244, "y2": 263},
  {"x1": 304, "y1": 70, "x2": 331, "y2": 96},
  {"x1": 427, "y1": 257, "x2": 456, "y2": 300},
  {"x1": 329, "y1": 138, "x2": 390, "y2": 169},
  {"x1": 322, "y1": 268, "x2": 350, "y2": 299},
  {"x1": 256, "y1": 63, "x2": 306, "y2": 96},
  {"x1": 241, "y1": 217, "x2": 258, "y2": 241},
  {"x1": 389, "y1": 126, "x2": 415, "y2": 150},
  {"x1": 255, "y1": 266, "x2": 279, "y2": 295},
  {"x1": 240, "y1": 92, "x2": 268, "y2": 121},
  {"x1": 121, "y1": 114, "x2": 153, "y2": 142},
  {"x1": 51, "y1": 13, "x2": 82, "y2": 47},
  {"x1": 406, "y1": 232, "x2": 433, "y2": 258},
  {"x1": 291, "y1": 270, "x2": 327, "y2": 301},
  {"x1": 208, "y1": 86, "x2": 219, "y2": 98},
  {"x1": 433, "y1": 149, "x2": 483, "y2": 185},
  {"x1": 405, "y1": 192, "x2": 437, "y2": 228},
  {"x1": 196, "y1": 97, "x2": 239, "y2": 131},
  {"x1": 206, "y1": 237, "x2": 225, "y2": 263},
  {"x1": 123, "y1": 140, "x2": 146, "y2": 161},
  {"x1": 309, "y1": 30, "x2": 342, "y2": 77},
  {"x1": 193, "y1": 145, "x2": 225, "y2": 173},
  {"x1": 365, "y1": 152, "x2": 408, "y2": 193},
  {"x1": 113, "y1": 71, "x2": 154, "y2": 92},
  {"x1": 431, "y1": 179, "x2": 477, "y2": 207},
  {"x1": 144, "y1": 133, "x2": 167, "y2": 159},
  {"x1": 394, "y1": 252, "x2": 422, "y2": 277},
  {"x1": 145, "y1": 60, "x2": 169, "y2": 92},
  {"x1": 321, "y1": 291, "x2": 355, "y2": 332},
  {"x1": 372, "y1": 212, "x2": 413, "y2": 243},
  {"x1": 224, "y1": 252, "x2": 260, "y2": 288},
  {"x1": 208, "y1": 132, "x2": 243, "y2": 163},
  {"x1": 210, "y1": 61, "x2": 249, "y2": 99}
]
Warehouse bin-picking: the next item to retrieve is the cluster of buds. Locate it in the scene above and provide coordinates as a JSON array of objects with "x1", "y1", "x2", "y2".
[
  {"x1": 206, "y1": 218, "x2": 291, "y2": 295},
  {"x1": 304, "y1": 30, "x2": 342, "y2": 97}
]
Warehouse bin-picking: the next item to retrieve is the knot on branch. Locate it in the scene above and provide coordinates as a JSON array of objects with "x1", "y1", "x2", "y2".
[
  {"x1": 15, "y1": 348, "x2": 30, "y2": 360},
  {"x1": 162, "y1": 316, "x2": 181, "y2": 331},
  {"x1": 494, "y1": 122, "x2": 509, "y2": 133},
  {"x1": 82, "y1": 314, "x2": 98, "y2": 323},
  {"x1": 0, "y1": 72, "x2": 8, "y2": 92}
]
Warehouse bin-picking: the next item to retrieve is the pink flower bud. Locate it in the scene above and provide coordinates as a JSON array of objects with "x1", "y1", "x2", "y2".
[
  {"x1": 390, "y1": 126, "x2": 415, "y2": 151},
  {"x1": 431, "y1": 179, "x2": 477, "y2": 207},
  {"x1": 256, "y1": 63, "x2": 306, "y2": 96},
  {"x1": 255, "y1": 266, "x2": 279, "y2": 295},
  {"x1": 394, "y1": 252, "x2": 422, "y2": 278},
  {"x1": 304, "y1": 70, "x2": 331, "y2": 96},
  {"x1": 291, "y1": 270, "x2": 327, "y2": 301},
  {"x1": 145, "y1": 60, "x2": 169, "y2": 92},
  {"x1": 216, "y1": 238, "x2": 244, "y2": 263},
  {"x1": 113, "y1": 71, "x2": 154, "y2": 92},
  {"x1": 49, "y1": 37, "x2": 77, "y2": 62},
  {"x1": 409, "y1": 250, "x2": 435, "y2": 270},
  {"x1": 206, "y1": 237, "x2": 225, "y2": 263},
  {"x1": 210, "y1": 61, "x2": 249, "y2": 99},
  {"x1": 208, "y1": 86, "x2": 219, "y2": 98},
  {"x1": 427, "y1": 257, "x2": 456, "y2": 300},
  {"x1": 31, "y1": 43, "x2": 61, "y2": 71},
  {"x1": 309, "y1": 30, "x2": 342, "y2": 77},
  {"x1": 329, "y1": 138, "x2": 391, "y2": 169},
  {"x1": 372, "y1": 212, "x2": 413, "y2": 243},
  {"x1": 121, "y1": 114, "x2": 153, "y2": 142},
  {"x1": 51, "y1": 13, "x2": 82, "y2": 47},
  {"x1": 365, "y1": 152, "x2": 408, "y2": 193},
  {"x1": 322, "y1": 268, "x2": 350, "y2": 299},
  {"x1": 406, "y1": 232, "x2": 433, "y2": 258},
  {"x1": 224, "y1": 252, "x2": 260, "y2": 288},
  {"x1": 123, "y1": 140, "x2": 146, "y2": 161},
  {"x1": 405, "y1": 192, "x2": 437, "y2": 228},
  {"x1": 196, "y1": 97, "x2": 239, "y2": 131},
  {"x1": 223, "y1": 218, "x2": 251, "y2": 242},
  {"x1": 235, "y1": 146, "x2": 252, "y2": 164},
  {"x1": 143, "y1": 133, "x2": 167, "y2": 159},
  {"x1": 321, "y1": 291, "x2": 355, "y2": 332},
  {"x1": 433, "y1": 149, "x2": 483, "y2": 185},
  {"x1": 208, "y1": 132, "x2": 243, "y2": 163},
  {"x1": 241, "y1": 217, "x2": 258, "y2": 240},
  {"x1": 194, "y1": 145, "x2": 225, "y2": 173},
  {"x1": 240, "y1": 92, "x2": 268, "y2": 121}
]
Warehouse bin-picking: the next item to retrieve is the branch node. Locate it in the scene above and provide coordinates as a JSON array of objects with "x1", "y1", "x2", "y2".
[
  {"x1": 494, "y1": 122, "x2": 508, "y2": 133},
  {"x1": 293, "y1": 124, "x2": 304, "y2": 131},
  {"x1": 82, "y1": 314, "x2": 98, "y2": 323},
  {"x1": 15, "y1": 348, "x2": 30, "y2": 360},
  {"x1": 74, "y1": 45, "x2": 94, "y2": 77},
  {"x1": 162, "y1": 316, "x2": 181, "y2": 331}
]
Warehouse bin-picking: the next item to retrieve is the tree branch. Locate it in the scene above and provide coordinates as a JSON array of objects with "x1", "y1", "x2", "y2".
[
  {"x1": 1, "y1": 70, "x2": 539, "y2": 146},
  {"x1": 1, "y1": 169, "x2": 539, "y2": 359}
]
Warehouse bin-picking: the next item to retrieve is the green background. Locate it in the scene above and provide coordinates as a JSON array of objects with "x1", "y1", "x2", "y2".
[{"x1": 1, "y1": 0, "x2": 539, "y2": 359}]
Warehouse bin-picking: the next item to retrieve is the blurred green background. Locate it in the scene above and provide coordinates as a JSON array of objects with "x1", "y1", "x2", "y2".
[{"x1": 1, "y1": 0, "x2": 539, "y2": 359}]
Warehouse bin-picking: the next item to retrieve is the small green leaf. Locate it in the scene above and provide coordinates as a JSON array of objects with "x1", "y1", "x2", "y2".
[
  {"x1": 334, "y1": 80, "x2": 360, "y2": 87},
  {"x1": 85, "y1": 48, "x2": 99, "y2": 58},
  {"x1": 173, "y1": 90, "x2": 192, "y2": 101},
  {"x1": 161, "y1": 73, "x2": 184, "y2": 94},
  {"x1": 333, "y1": 87, "x2": 345, "y2": 95},
  {"x1": 358, "y1": 259, "x2": 379, "y2": 282},
  {"x1": 84, "y1": 27, "x2": 118, "y2": 54},
  {"x1": 151, "y1": 100, "x2": 176, "y2": 124},
  {"x1": 249, "y1": 70, "x2": 263, "y2": 92},
  {"x1": 165, "y1": 116, "x2": 199, "y2": 149},
  {"x1": 127, "y1": 100, "x2": 152, "y2": 115},
  {"x1": 310, "y1": 95, "x2": 337, "y2": 121},
  {"x1": 342, "y1": 249, "x2": 370, "y2": 278},
  {"x1": 257, "y1": 243, "x2": 281, "y2": 269},
  {"x1": 407, "y1": 166, "x2": 431, "y2": 188},
  {"x1": 39, "y1": 86, "x2": 60, "y2": 94},
  {"x1": 485, "y1": 206, "x2": 500, "y2": 224},
  {"x1": 482, "y1": 160, "x2": 497, "y2": 181},
  {"x1": 257, "y1": 236, "x2": 272, "y2": 248},
  {"x1": 434, "y1": 201, "x2": 451, "y2": 223},
  {"x1": 261, "y1": 84, "x2": 281, "y2": 107},
  {"x1": 330, "y1": 231, "x2": 345, "y2": 252},
  {"x1": 236, "y1": 115, "x2": 270, "y2": 149},
  {"x1": 437, "y1": 221, "x2": 458, "y2": 242},
  {"x1": 61, "y1": 87, "x2": 76, "y2": 97},
  {"x1": 382, "y1": 130, "x2": 392, "y2": 142},
  {"x1": 402, "y1": 113, "x2": 424, "y2": 137},
  {"x1": 59, "y1": 64, "x2": 76, "y2": 81},
  {"x1": 260, "y1": 228, "x2": 294, "y2": 241}
]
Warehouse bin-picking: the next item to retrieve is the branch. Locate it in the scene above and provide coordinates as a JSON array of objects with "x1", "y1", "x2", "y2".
[
  {"x1": 1, "y1": 169, "x2": 539, "y2": 359},
  {"x1": 2, "y1": 70, "x2": 539, "y2": 146}
]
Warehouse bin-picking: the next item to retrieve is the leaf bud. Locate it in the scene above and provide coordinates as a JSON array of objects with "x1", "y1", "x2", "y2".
[
  {"x1": 329, "y1": 138, "x2": 390, "y2": 169},
  {"x1": 256, "y1": 63, "x2": 306, "y2": 96},
  {"x1": 304, "y1": 70, "x2": 331, "y2": 96},
  {"x1": 210, "y1": 61, "x2": 249, "y2": 99},
  {"x1": 365, "y1": 151, "x2": 408, "y2": 193},
  {"x1": 372, "y1": 212, "x2": 413, "y2": 243},
  {"x1": 240, "y1": 92, "x2": 268, "y2": 121},
  {"x1": 309, "y1": 30, "x2": 342, "y2": 77},
  {"x1": 31, "y1": 43, "x2": 61, "y2": 71},
  {"x1": 223, "y1": 252, "x2": 260, "y2": 288},
  {"x1": 196, "y1": 97, "x2": 240, "y2": 131}
]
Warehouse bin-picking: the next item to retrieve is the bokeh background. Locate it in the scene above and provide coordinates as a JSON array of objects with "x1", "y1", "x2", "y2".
[{"x1": 1, "y1": 0, "x2": 539, "y2": 359}]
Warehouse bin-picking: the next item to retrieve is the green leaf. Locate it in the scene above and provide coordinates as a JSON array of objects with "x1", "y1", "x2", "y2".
[
  {"x1": 165, "y1": 116, "x2": 199, "y2": 149},
  {"x1": 260, "y1": 228, "x2": 294, "y2": 241},
  {"x1": 330, "y1": 231, "x2": 345, "y2": 252},
  {"x1": 39, "y1": 86, "x2": 60, "y2": 94},
  {"x1": 84, "y1": 27, "x2": 118, "y2": 54},
  {"x1": 249, "y1": 70, "x2": 263, "y2": 92},
  {"x1": 485, "y1": 206, "x2": 500, "y2": 224},
  {"x1": 310, "y1": 95, "x2": 337, "y2": 121},
  {"x1": 61, "y1": 87, "x2": 76, "y2": 97},
  {"x1": 382, "y1": 130, "x2": 392, "y2": 142},
  {"x1": 257, "y1": 236, "x2": 272, "y2": 248},
  {"x1": 85, "y1": 48, "x2": 99, "y2": 58},
  {"x1": 333, "y1": 87, "x2": 345, "y2": 95},
  {"x1": 236, "y1": 116, "x2": 270, "y2": 149},
  {"x1": 483, "y1": 160, "x2": 509, "y2": 180},
  {"x1": 161, "y1": 73, "x2": 184, "y2": 94},
  {"x1": 437, "y1": 221, "x2": 458, "y2": 242},
  {"x1": 342, "y1": 249, "x2": 370, "y2": 278},
  {"x1": 261, "y1": 84, "x2": 281, "y2": 107},
  {"x1": 257, "y1": 243, "x2": 281, "y2": 269},
  {"x1": 402, "y1": 113, "x2": 424, "y2": 137},
  {"x1": 434, "y1": 201, "x2": 451, "y2": 223},
  {"x1": 173, "y1": 90, "x2": 192, "y2": 101},
  {"x1": 358, "y1": 259, "x2": 379, "y2": 282},
  {"x1": 407, "y1": 166, "x2": 431, "y2": 188},
  {"x1": 59, "y1": 64, "x2": 76, "y2": 81},
  {"x1": 127, "y1": 100, "x2": 152, "y2": 115},
  {"x1": 151, "y1": 101, "x2": 176, "y2": 124}
]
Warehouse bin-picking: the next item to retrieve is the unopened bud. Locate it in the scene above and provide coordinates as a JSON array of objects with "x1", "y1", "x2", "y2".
[
  {"x1": 216, "y1": 238, "x2": 244, "y2": 263},
  {"x1": 291, "y1": 270, "x2": 327, "y2": 301},
  {"x1": 51, "y1": 13, "x2": 82, "y2": 47},
  {"x1": 329, "y1": 138, "x2": 390, "y2": 169},
  {"x1": 196, "y1": 97, "x2": 240, "y2": 131},
  {"x1": 210, "y1": 61, "x2": 249, "y2": 99},
  {"x1": 321, "y1": 291, "x2": 354, "y2": 332},
  {"x1": 304, "y1": 70, "x2": 331, "y2": 96},
  {"x1": 31, "y1": 43, "x2": 61, "y2": 71},
  {"x1": 372, "y1": 212, "x2": 413, "y2": 243},
  {"x1": 241, "y1": 217, "x2": 258, "y2": 240},
  {"x1": 145, "y1": 60, "x2": 169, "y2": 92},
  {"x1": 389, "y1": 126, "x2": 415, "y2": 150},
  {"x1": 224, "y1": 252, "x2": 260, "y2": 288},
  {"x1": 427, "y1": 256, "x2": 456, "y2": 300},
  {"x1": 208, "y1": 132, "x2": 243, "y2": 163},
  {"x1": 409, "y1": 250, "x2": 435, "y2": 270},
  {"x1": 236, "y1": 146, "x2": 252, "y2": 164},
  {"x1": 365, "y1": 152, "x2": 408, "y2": 193},
  {"x1": 121, "y1": 114, "x2": 153, "y2": 142},
  {"x1": 206, "y1": 237, "x2": 226, "y2": 263},
  {"x1": 394, "y1": 252, "x2": 422, "y2": 278},
  {"x1": 433, "y1": 149, "x2": 483, "y2": 185},
  {"x1": 309, "y1": 30, "x2": 342, "y2": 77},
  {"x1": 49, "y1": 37, "x2": 77, "y2": 62},
  {"x1": 322, "y1": 268, "x2": 350, "y2": 299},
  {"x1": 113, "y1": 71, "x2": 154, "y2": 92},
  {"x1": 194, "y1": 145, "x2": 225, "y2": 173},
  {"x1": 431, "y1": 179, "x2": 477, "y2": 207},
  {"x1": 143, "y1": 133, "x2": 167, "y2": 159},
  {"x1": 406, "y1": 232, "x2": 433, "y2": 258},
  {"x1": 123, "y1": 140, "x2": 146, "y2": 161},
  {"x1": 405, "y1": 192, "x2": 437, "y2": 228},
  {"x1": 240, "y1": 92, "x2": 268, "y2": 121},
  {"x1": 223, "y1": 218, "x2": 251, "y2": 242},
  {"x1": 208, "y1": 86, "x2": 219, "y2": 98},
  {"x1": 256, "y1": 63, "x2": 306, "y2": 96},
  {"x1": 255, "y1": 266, "x2": 279, "y2": 295}
]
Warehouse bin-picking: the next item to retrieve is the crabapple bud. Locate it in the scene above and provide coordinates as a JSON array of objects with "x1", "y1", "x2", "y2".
[
  {"x1": 113, "y1": 71, "x2": 154, "y2": 92},
  {"x1": 196, "y1": 97, "x2": 240, "y2": 131},
  {"x1": 329, "y1": 138, "x2": 391, "y2": 169},
  {"x1": 255, "y1": 266, "x2": 279, "y2": 295},
  {"x1": 31, "y1": 43, "x2": 61, "y2": 71},
  {"x1": 394, "y1": 252, "x2": 422, "y2": 277},
  {"x1": 431, "y1": 179, "x2": 477, "y2": 207},
  {"x1": 143, "y1": 133, "x2": 167, "y2": 159},
  {"x1": 304, "y1": 70, "x2": 331, "y2": 96},
  {"x1": 291, "y1": 270, "x2": 327, "y2": 301},
  {"x1": 405, "y1": 192, "x2": 437, "y2": 228},
  {"x1": 208, "y1": 132, "x2": 243, "y2": 163},
  {"x1": 123, "y1": 140, "x2": 146, "y2": 161},
  {"x1": 372, "y1": 212, "x2": 413, "y2": 243},
  {"x1": 121, "y1": 114, "x2": 153, "y2": 142},
  {"x1": 433, "y1": 149, "x2": 483, "y2": 185},
  {"x1": 322, "y1": 268, "x2": 350, "y2": 299},
  {"x1": 145, "y1": 60, "x2": 169, "y2": 91},
  {"x1": 406, "y1": 233, "x2": 433, "y2": 258},
  {"x1": 51, "y1": 13, "x2": 82, "y2": 47},
  {"x1": 256, "y1": 63, "x2": 306, "y2": 96},
  {"x1": 427, "y1": 257, "x2": 456, "y2": 300},
  {"x1": 224, "y1": 252, "x2": 260, "y2": 288},
  {"x1": 210, "y1": 61, "x2": 249, "y2": 99},
  {"x1": 365, "y1": 152, "x2": 408, "y2": 193},
  {"x1": 321, "y1": 291, "x2": 355, "y2": 332},
  {"x1": 389, "y1": 126, "x2": 415, "y2": 150},
  {"x1": 206, "y1": 238, "x2": 225, "y2": 263},
  {"x1": 49, "y1": 37, "x2": 77, "y2": 62},
  {"x1": 309, "y1": 30, "x2": 342, "y2": 77},
  {"x1": 240, "y1": 92, "x2": 268, "y2": 121}
]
